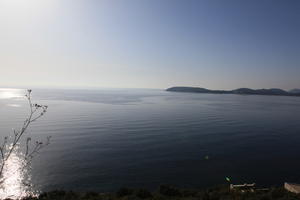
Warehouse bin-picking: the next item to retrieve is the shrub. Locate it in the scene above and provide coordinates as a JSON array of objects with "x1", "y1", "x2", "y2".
[
  {"x1": 135, "y1": 188, "x2": 152, "y2": 199},
  {"x1": 116, "y1": 187, "x2": 134, "y2": 197},
  {"x1": 159, "y1": 185, "x2": 181, "y2": 197},
  {"x1": 270, "y1": 187, "x2": 286, "y2": 199},
  {"x1": 181, "y1": 189, "x2": 198, "y2": 197},
  {"x1": 82, "y1": 191, "x2": 100, "y2": 200},
  {"x1": 259, "y1": 195, "x2": 271, "y2": 200}
]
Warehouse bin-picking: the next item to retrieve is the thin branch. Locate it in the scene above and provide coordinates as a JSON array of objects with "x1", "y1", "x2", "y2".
[{"x1": 0, "y1": 89, "x2": 49, "y2": 179}]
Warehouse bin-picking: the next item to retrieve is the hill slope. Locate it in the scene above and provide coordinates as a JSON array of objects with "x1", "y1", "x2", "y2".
[{"x1": 167, "y1": 87, "x2": 300, "y2": 97}]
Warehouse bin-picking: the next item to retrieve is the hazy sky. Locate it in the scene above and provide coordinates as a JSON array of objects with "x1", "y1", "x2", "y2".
[{"x1": 0, "y1": 0, "x2": 299, "y2": 90}]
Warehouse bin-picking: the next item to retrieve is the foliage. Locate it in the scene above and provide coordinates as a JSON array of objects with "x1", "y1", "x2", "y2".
[
  {"x1": 13, "y1": 185, "x2": 300, "y2": 200},
  {"x1": 117, "y1": 187, "x2": 134, "y2": 197},
  {"x1": 136, "y1": 188, "x2": 153, "y2": 199},
  {"x1": 158, "y1": 185, "x2": 182, "y2": 197}
]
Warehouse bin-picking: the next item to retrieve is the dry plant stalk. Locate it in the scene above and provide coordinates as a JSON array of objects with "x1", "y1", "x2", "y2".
[{"x1": 0, "y1": 89, "x2": 50, "y2": 179}]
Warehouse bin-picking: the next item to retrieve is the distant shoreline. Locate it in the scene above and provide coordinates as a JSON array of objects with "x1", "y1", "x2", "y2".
[{"x1": 166, "y1": 87, "x2": 300, "y2": 97}]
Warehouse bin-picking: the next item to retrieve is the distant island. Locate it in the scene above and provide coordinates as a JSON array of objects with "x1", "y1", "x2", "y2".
[{"x1": 166, "y1": 87, "x2": 300, "y2": 97}]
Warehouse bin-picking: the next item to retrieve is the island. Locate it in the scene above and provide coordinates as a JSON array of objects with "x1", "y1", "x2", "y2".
[{"x1": 166, "y1": 87, "x2": 300, "y2": 97}]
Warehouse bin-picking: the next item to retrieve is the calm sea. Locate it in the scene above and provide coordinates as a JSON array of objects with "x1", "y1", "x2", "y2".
[{"x1": 0, "y1": 88, "x2": 300, "y2": 193}]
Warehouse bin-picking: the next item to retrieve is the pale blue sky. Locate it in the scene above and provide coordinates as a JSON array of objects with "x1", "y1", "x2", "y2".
[{"x1": 0, "y1": 0, "x2": 299, "y2": 90}]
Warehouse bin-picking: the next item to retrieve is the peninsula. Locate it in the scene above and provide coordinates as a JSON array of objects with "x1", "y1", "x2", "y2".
[{"x1": 166, "y1": 87, "x2": 300, "y2": 97}]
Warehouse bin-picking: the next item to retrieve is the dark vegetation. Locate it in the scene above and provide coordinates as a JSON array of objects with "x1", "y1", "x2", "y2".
[
  {"x1": 166, "y1": 87, "x2": 300, "y2": 97},
  {"x1": 14, "y1": 185, "x2": 300, "y2": 200}
]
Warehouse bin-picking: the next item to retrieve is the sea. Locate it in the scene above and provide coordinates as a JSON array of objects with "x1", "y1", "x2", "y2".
[{"x1": 0, "y1": 88, "x2": 300, "y2": 198}]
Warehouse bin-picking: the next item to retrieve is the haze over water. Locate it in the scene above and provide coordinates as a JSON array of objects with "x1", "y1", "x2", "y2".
[{"x1": 0, "y1": 88, "x2": 300, "y2": 194}]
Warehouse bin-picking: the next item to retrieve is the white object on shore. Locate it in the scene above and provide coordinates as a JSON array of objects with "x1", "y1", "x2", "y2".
[
  {"x1": 284, "y1": 182, "x2": 300, "y2": 194},
  {"x1": 230, "y1": 183, "x2": 256, "y2": 189},
  {"x1": 230, "y1": 183, "x2": 256, "y2": 193}
]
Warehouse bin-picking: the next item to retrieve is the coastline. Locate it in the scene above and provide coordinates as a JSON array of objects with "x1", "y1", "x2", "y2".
[
  {"x1": 166, "y1": 87, "x2": 300, "y2": 97},
  {"x1": 18, "y1": 184, "x2": 300, "y2": 200}
]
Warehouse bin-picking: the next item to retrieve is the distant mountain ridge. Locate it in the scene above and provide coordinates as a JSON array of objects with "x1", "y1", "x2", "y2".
[
  {"x1": 289, "y1": 89, "x2": 300, "y2": 94},
  {"x1": 166, "y1": 87, "x2": 300, "y2": 97}
]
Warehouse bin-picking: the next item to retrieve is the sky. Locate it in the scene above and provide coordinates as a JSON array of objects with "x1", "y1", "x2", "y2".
[{"x1": 0, "y1": 0, "x2": 299, "y2": 90}]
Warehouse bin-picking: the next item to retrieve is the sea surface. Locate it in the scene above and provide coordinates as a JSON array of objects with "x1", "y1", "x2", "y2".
[{"x1": 0, "y1": 88, "x2": 300, "y2": 196}]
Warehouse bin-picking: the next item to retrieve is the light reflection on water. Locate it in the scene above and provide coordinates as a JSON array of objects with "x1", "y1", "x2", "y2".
[
  {"x1": 0, "y1": 88, "x2": 24, "y2": 99},
  {"x1": 1, "y1": 87, "x2": 300, "y2": 192},
  {"x1": 7, "y1": 104, "x2": 22, "y2": 108},
  {"x1": 0, "y1": 88, "x2": 39, "y2": 199},
  {"x1": 0, "y1": 146, "x2": 37, "y2": 199}
]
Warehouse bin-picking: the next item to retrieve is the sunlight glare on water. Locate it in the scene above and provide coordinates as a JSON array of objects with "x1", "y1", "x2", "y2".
[
  {"x1": 0, "y1": 89, "x2": 24, "y2": 100},
  {"x1": 0, "y1": 146, "x2": 36, "y2": 199}
]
